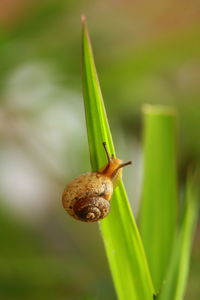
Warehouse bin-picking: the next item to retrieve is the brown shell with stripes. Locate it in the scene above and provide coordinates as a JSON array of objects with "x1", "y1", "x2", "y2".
[{"x1": 62, "y1": 142, "x2": 131, "y2": 223}]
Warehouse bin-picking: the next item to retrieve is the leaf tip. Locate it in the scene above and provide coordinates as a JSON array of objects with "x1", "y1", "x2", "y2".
[
  {"x1": 142, "y1": 104, "x2": 177, "y2": 116},
  {"x1": 81, "y1": 14, "x2": 87, "y2": 25}
]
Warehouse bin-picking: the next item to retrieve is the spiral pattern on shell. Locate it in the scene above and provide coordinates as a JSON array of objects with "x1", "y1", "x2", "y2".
[{"x1": 73, "y1": 197, "x2": 110, "y2": 222}]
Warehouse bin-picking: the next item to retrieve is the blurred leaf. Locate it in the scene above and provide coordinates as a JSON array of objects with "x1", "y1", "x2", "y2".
[
  {"x1": 139, "y1": 105, "x2": 178, "y2": 291},
  {"x1": 159, "y1": 173, "x2": 199, "y2": 300},
  {"x1": 81, "y1": 17, "x2": 154, "y2": 300}
]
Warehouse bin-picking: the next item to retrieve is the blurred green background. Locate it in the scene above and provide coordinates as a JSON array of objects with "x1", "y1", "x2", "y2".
[{"x1": 0, "y1": 0, "x2": 199, "y2": 299}]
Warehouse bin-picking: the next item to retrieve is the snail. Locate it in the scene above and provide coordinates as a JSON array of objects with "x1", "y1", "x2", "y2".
[{"x1": 62, "y1": 142, "x2": 132, "y2": 223}]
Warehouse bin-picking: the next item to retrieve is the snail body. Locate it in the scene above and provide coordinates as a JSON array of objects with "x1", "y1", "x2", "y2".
[{"x1": 62, "y1": 142, "x2": 131, "y2": 223}]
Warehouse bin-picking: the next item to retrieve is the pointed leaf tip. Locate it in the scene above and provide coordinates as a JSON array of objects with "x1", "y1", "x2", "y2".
[{"x1": 81, "y1": 14, "x2": 86, "y2": 25}]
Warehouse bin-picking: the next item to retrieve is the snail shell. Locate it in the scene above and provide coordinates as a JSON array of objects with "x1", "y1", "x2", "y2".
[
  {"x1": 62, "y1": 172, "x2": 112, "y2": 222},
  {"x1": 62, "y1": 142, "x2": 131, "y2": 223}
]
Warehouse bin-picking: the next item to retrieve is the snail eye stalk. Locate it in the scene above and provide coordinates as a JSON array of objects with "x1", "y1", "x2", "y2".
[
  {"x1": 111, "y1": 161, "x2": 132, "y2": 178},
  {"x1": 102, "y1": 142, "x2": 111, "y2": 163}
]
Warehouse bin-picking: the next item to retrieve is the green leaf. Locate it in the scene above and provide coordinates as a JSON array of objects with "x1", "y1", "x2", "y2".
[
  {"x1": 139, "y1": 105, "x2": 178, "y2": 291},
  {"x1": 159, "y1": 173, "x2": 199, "y2": 300},
  {"x1": 81, "y1": 16, "x2": 154, "y2": 300}
]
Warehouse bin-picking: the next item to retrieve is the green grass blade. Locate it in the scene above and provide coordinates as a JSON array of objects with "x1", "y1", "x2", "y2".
[
  {"x1": 139, "y1": 105, "x2": 178, "y2": 291},
  {"x1": 159, "y1": 174, "x2": 199, "y2": 300},
  {"x1": 81, "y1": 16, "x2": 154, "y2": 300}
]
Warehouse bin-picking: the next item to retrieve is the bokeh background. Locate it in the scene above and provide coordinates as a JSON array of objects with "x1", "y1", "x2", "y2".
[{"x1": 0, "y1": 1, "x2": 199, "y2": 299}]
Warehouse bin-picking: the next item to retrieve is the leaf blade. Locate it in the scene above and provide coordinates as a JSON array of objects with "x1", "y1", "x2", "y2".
[
  {"x1": 159, "y1": 174, "x2": 199, "y2": 300},
  {"x1": 139, "y1": 105, "x2": 178, "y2": 291},
  {"x1": 81, "y1": 17, "x2": 154, "y2": 300}
]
